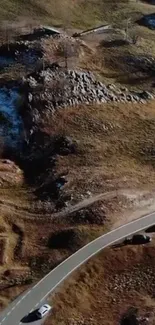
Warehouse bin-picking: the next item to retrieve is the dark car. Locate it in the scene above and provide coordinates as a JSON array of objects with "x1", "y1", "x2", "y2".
[{"x1": 124, "y1": 234, "x2": 151, "y2": 245}]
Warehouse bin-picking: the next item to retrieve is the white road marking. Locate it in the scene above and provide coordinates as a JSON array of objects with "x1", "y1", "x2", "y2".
[
  {"x1": 1, "y1": 211, "x2": 155, "y2": 324},
  {"x1": 21, "y1": 295, "x2": 26, "y2": 300},
  {"x1": 16, "y1": 301, "x2": 21, "y2": 306},
  {"x1": 24, "y1": 290, "x2": 31, "y2": 297},
  {"x1": 31, "y1": 210, "x2": 155, "y2": 291},
  {"x1": 40, "y1": 297, "x2": 45, "y2": 302},
  {"x1": 37, "y1": 217, "x2": 155, "y2": 304},
  {"x1": 0, "y1": 290, "x2": 33, "y2": 323}
]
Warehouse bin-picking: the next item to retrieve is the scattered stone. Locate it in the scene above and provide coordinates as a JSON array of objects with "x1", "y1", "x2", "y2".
[
  {"x1": 86, "y1": 191, "x2": 92, "y2": 197},
  {"x1": 28, "y1": 93, "x2": 33, "y2": 102},
  {"x1": 107, "y1": 83, "x2": 116, "y2": 90},
  {"x1": 120, "y1": 87, "x2": 128, "y2": 92},
  {"x1": 28, "y1": 76, "x2": 38, "y2": 88},
  {"x1": 140, "y1": 91, "x2": 154, "y2": 100},
  {"x1": 23, "y1": 66, "x2": 154, "y2": 126}
]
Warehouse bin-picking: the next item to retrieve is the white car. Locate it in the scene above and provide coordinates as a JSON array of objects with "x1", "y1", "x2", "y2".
[{"x1": 36, "y1": 304, "x2": 52, "y2": 319}]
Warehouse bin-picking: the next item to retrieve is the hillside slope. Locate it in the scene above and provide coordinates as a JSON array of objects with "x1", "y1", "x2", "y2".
[
  {"x1": 1, "y1": 0, "x2": 155, "y2": 313},
  {"x1": 0, "y1": 0, "x2": 134, "y2": 28}
]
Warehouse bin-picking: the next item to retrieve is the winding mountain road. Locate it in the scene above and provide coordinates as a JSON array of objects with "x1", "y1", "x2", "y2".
[{"x1": 0, "y1": 211, "x2": 155, "y2": 325}]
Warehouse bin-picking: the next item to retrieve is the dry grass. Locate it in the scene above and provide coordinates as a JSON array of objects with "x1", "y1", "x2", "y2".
[
  {"x1": 46, "y1": 239, "x2": 155, "y2": 325},
  {"x1": 0, "y1": 0, "x2": 147, "y2": 29},
  {"x1": 72, "y1": 1, "x2": 155, "y2": 90},
  {"x1": 43, "y1": 100, "x2": 155, "y2": 198},
  {"x1": 0, "y1": 96, "x2": 155, "y2": 309},
  {"x1": 79, "y1": 30, "x2": 155, "y2": 91},
  {"x1": 1, "y1": 0, "x2": 155, "y2": 313},
  {"x1": 0, "y1": 0, "x2": 120, "y2": 27},
  {"x1": 1, "y1": 0, "x2": 155, "y2": 90}
]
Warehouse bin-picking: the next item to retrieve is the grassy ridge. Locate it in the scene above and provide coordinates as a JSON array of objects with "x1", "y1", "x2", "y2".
[
  {"x1": 0, "y1": 0, "x2": 131, "y2": 29},
  {"x1": 0, "y1": 0, "x2": 155, "y2": 30}
]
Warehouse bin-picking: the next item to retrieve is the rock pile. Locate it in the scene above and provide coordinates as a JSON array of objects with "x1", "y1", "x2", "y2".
[
  {"x1": 107, "y1": 265, "x2": 155, "y2": 294},
  {"x1": 24, "y1": 66, "x2": 154, "y2": 116},
  {"x1": 0, "y1": 41, "x2": 42, "y2": 68}
]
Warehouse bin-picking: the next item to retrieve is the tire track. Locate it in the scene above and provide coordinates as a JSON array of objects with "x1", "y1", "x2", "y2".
[{"x1": 0, "y1": 191, "x2": 117, "y2": 221}]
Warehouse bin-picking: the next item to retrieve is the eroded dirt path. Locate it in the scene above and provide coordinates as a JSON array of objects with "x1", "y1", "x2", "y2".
[
  {"x1": 1, "y1": 188, "x2": 155, "y2": 222},
  {"x1": 0, "y1": 190, "x2": 117, "y2": 220}
]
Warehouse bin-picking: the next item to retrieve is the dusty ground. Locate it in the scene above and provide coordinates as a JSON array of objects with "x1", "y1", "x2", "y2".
[
  {"x1": 46, "y1": 237, "x2": 155, "y2": 325},
  {"x1": 0, "y1": 159, "x2": 153, "y2": 305},
  {"x1": 0, "y1": 161, "x2": 155, "y2": 309},
  {"x1": 1, "y1": 70, "x2": 155, "y2": 310},
  {"x1": 0, "y1": 0, "x2": 155, "y2": 315}
]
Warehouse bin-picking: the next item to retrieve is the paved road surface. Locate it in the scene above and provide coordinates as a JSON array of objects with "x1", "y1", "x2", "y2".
[{"x1": 0, "y1": 211, "x2": 155, "y2": 325}]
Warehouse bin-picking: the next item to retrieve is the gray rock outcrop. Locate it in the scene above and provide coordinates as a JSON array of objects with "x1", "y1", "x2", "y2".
[{"x1": 23, "y1": 66, "x2": 154, "y2": 119}]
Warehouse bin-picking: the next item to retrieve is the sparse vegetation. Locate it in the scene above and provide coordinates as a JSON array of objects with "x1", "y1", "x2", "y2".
[
  {"x1": 47, "y1": 242, "x2": 155, "y2": 325},
  {"x1": 1, "y1": 0, "x2": 155, "y2": 323}
]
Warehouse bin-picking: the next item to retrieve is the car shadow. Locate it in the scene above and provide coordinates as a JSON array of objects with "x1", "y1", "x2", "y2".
[
  {"x1": 111, "y1": 241, "x2": 150, "y2": 249},
  {"x1": 111, "y1": 242, "x2": 126, "y2": 249},
  {"x1": 145, "y1": 225, "x2": 155, "y2": 233},
  {"x1": 21, "y1": 309, "x2": 39, "y2": 323}
]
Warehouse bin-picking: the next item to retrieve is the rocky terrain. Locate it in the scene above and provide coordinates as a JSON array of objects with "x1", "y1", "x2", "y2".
[
  {"x1": 23, "y1": 66, "x2": 154, "y2": 129},
  {"x1": 0, "y1": 0, "x2": 155, "y2": 322}
]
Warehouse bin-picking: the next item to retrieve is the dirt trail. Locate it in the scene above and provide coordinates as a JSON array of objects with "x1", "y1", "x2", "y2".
[
  {"x1": 0, "y1": 191, "x2": 118, "y2": 221},
  {"x1": 1, "y1": 188, "x2": 155, "y2": 227}
]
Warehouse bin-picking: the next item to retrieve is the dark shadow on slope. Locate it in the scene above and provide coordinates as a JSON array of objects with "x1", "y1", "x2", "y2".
[
  {"x1": 100, "y1": 39, "x2": 130, "y2": 48},
  {"x1": 16, "y1": 130, "x2": 78, "y2": 201},
  {"x1": 48, "y1": 228, "x2": 89, "y2": 252},
  {"x1": 137, "y1": 13, "x2": 155, "y2": 29},
  {"x1": 120, "y1": 308, "x2": 139, "y2": 325},
  {"x1": 17, "y1": 27, "x2": 60, "y2": 42}
]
